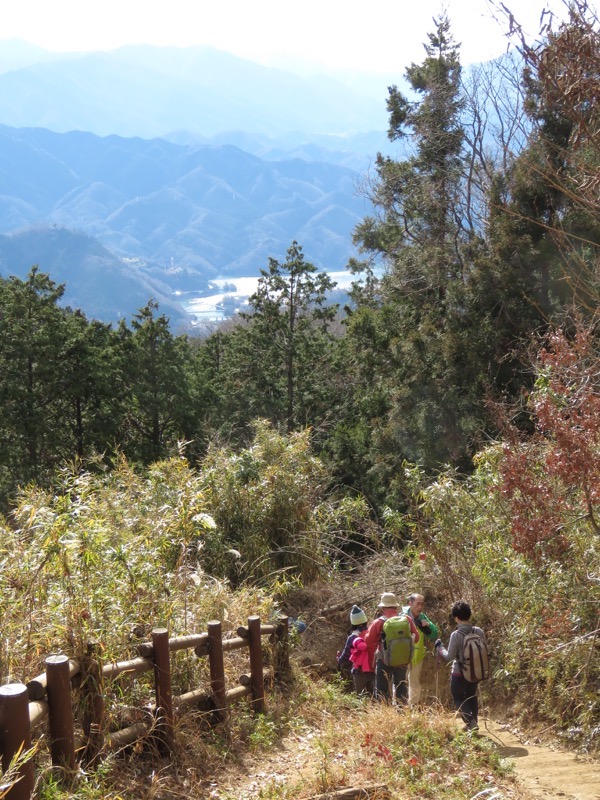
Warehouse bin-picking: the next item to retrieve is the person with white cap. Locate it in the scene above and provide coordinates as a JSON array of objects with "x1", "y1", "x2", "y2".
[
  {"x1": 364, "y1": 592, "x2": 420, "y2": 704},
  {"x1": 337, "y1": 605, "x2": 375, "y2": 695},
  {"x1": 402, "y1": 592, "x2": 439, "y2": 705}
]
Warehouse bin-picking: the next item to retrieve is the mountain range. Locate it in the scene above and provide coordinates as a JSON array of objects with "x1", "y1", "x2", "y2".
[
  {"x1": 0, "y1": 41, "x2": 392, "y2": 139},
  {"x1": 0, "y1": 41, "x2": 395, "y2": 325}
]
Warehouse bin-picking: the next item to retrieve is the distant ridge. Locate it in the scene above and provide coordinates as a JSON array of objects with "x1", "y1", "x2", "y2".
[
  {"x1": 0, "y1": 40, "x2": 388, "y2": 324},
  {"x1": 0, "y1": 225, "x2": 191, "y2": 327},
  {"x1": 0, "y1": 42, "x2": 388, "y2": 139},
  {"x1": 0, "y1": 124, "x2": 371, "y2": 323}
]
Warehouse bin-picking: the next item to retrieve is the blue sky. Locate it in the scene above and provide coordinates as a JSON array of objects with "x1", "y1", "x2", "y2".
[{"x1": 0, "y1": 0, "x2": 576, "y2": 73}]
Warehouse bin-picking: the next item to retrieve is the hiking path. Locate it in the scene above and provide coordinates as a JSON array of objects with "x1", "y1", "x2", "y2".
[{"x1": 483, "y1": 720, "x2": 600, "y2": 800}]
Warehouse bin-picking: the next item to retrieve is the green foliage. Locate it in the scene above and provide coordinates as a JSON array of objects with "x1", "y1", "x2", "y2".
[
  {"x1": 0, "y1": 269, "x2": 74, "y2": 495},
  {"x1": 0, "y1": 453, "x2": 276, "y2": 683},
  {"x1": 339, "y1": 6, "x2": 599, "y2": 487},
  {"x1": 201, "y1": 420, "x2": 331, "y2": 585},
  {"x1": 0, "y1": 275, "x2": 208, "y2": 508},
  {"x1": 247, "y1": 714, "x2": 281, "y2": 751},
  {"x1": 120, "y1": 300, "x2": 194, "y2": 462},
  {"x1": 349, "y1": 16, "x2": 497, "y2": 473},
  {"x1": 240, "y1": 240, "x2": 339, "y2": 433},
  {"x1": 487, "y1": 3, "x2": 600, "y2": 318},
  {"x1": 315, "y1": 494, "x2": 385, "y2": 566},
  {"x1": 396, "y1": 328, "x2": 600, "y2": 750}
]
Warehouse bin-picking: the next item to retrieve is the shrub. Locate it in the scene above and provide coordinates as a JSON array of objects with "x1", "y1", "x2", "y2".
[
  {"x1": 201, "y1": 420, "x2": 331, "y2": 585},
  {"x1": 0, "y1": 454, "x2": 276, "y2": 685},
  {"x1": 410, "y1": 324, "x2": 600, "y2": 748}
]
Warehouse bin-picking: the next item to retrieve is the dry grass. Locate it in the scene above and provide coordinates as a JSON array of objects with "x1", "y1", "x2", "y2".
[
  {"x1": 25, "y1": 653, "x2": 525, "y2": 800},
  {"x1": 203, "y1": 669, "x2": 527, "y2": 800}
]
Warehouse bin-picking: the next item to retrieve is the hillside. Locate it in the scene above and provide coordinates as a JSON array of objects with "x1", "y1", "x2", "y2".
[
  {"x1": 0, "y1": 40, "x2": 396, "y2": 324},
  {"x1": 0, "y1": 123, "x2": 372, "y2": 322},
  {"x1": 0, "y1": 226, "x2": 191, "y2": 326},
  {"x1": 1, "y1": 450, "x2": 597, "y2": 799}
]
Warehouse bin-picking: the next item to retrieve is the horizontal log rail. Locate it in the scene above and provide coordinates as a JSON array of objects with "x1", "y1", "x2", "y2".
[
  {"x1": 28, "y1": 699, "x2": 49, "y2": 729},
  {"x1": 0, "y1": 615, "x2": 291, "y2": 800},
  {"x1": 136, "y1": 632, "x2": 210, "y2": 659},
  {"x1": 102, "y1": 655, "x2": 153, "y2": 680},
  {"x1": 26, "y1": 659, "x2": 80, "y2": 702},
  {"x1": 105, "y1": 720, "x2": 153, "y2": 751}
]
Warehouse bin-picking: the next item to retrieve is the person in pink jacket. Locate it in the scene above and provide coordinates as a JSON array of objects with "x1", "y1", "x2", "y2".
[{"x1": 337, "y1": 605, "x2": 375, "y2": 695}]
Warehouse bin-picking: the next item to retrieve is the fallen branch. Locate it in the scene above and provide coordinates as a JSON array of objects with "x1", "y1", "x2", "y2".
[
  {"x1": 319, "y1": 602, "x2": 352, "y2": 616},
  {"x1": 320, "y1": 592, "x2": 378, "y2": 618},
  {"x1": 306, "y1": 784, "x2": 391, "y2": 800}
]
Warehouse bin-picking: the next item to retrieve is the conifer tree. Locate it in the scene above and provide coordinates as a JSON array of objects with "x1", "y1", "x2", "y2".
[
  {"x1": 0, "y1": 269, "x2": 71, "y2": 497},
  {"x1": 238, "y1": 241, "x2": 338, "y2": 433},
  {"x1": 61, "y1": 312, "x2": 126, "y2": 459},
  {"x1": 491, "y1": 0, "x2": 600, "y2": 314},
  {"x1": 353, "y1": 15, "x2": 484, "y2": 470},
  {"x1": 122, "y1": 300, "x2": 192, "y2": 461}
]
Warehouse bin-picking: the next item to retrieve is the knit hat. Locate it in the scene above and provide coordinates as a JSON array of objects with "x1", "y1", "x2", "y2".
[
  {"x1": 350, "y1": 605, "x2": 368, "y2": 626},
  {"x1": 377, "y1": 592, "x2": 399, "y2": 608}
]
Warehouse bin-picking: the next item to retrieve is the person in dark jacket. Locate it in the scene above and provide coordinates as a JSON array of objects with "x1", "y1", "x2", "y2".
[{"x1": 434, "y1": 600, "x2": 487, "y2": 731}]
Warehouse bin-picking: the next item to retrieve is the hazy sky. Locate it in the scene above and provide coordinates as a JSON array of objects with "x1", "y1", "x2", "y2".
[{"x1": 0, "y1": 0, "x2": 576, "y2": 73}]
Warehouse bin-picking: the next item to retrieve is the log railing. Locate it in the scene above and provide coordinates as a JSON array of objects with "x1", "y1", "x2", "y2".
[{"x1": 0, "y1": 615, "x2": 290, "y2": 799}]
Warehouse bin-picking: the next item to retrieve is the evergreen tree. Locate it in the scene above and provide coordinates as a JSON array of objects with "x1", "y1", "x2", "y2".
[
  {"x1": 237, "y1": 242, "x2": 338, "y2": 433},
  {"x1": 60, "y1": 311, "x2": 127, "y2": 459},
  {"x1": 353, "y1": 16, "x2": 486, "y2": 470},
  {"x1": 0, "y1": 269, "x2": 71, "y2": 498},
  {"x1": 122, "y1": 301, "x2": 192, "y2": 462},
  {"x1": 491, "y1": 1, "x2": 600, "y2": 315}
]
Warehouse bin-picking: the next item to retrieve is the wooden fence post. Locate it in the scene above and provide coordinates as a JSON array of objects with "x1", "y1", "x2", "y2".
[
  {"x1": 81, "y1": 642, "x2": 104, "y2": 766},
  {"x1": 46, "y1": 654, "x2": 76, "y2": 775},
  {"x1": 247, "y1": 616, "x2": 265, "y2": 713},
  {"x1": 0, "y1": 683, "x2": 35, "y2": 800},
  {"x1": 207, "y1": 621, "x2": 227, "y2": 722},
  {"x1": 274, "y1": 615, "x2": 290, "y2": 681},
  {"x1": 152, "y1": 628, "x2": 174, "y2": 753}
]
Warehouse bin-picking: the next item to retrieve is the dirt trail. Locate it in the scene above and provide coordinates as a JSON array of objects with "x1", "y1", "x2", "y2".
[
  {"x1": 215, "y1": 718, "x2": 600, "y2": 800},
  {"x1": 482, "y1": 720, "x2": 600, "y2": 800},
  {"x1": 212, "y1": 717, "x2": 600, "y2": 800}
]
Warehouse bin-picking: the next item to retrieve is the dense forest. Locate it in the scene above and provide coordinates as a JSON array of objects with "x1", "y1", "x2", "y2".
[
  {"x1": 0, "y1": 3, "x2": 598, "y2": 792},
  {"x1": 1, "y1": 5, "x2": 598, "y2": 509}
]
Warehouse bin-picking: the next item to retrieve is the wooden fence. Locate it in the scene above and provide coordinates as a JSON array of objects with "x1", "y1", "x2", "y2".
[{"x1": 0, "y1": 615, "x2": 290, "y2": 800}]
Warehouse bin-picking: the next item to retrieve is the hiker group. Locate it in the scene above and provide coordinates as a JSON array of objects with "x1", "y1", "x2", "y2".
[{"x1": 337, "y1": 593, "x2": 489, "y2": 732}]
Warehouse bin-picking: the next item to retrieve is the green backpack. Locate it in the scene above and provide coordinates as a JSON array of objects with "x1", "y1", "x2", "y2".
[{"x1": 380, "y1": 615, "x2": 413, "y2": 667}]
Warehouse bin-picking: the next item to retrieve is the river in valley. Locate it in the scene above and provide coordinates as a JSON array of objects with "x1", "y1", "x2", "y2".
[{"x1": 178, "y1": 270, "x2": 360, "y2": 325}]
